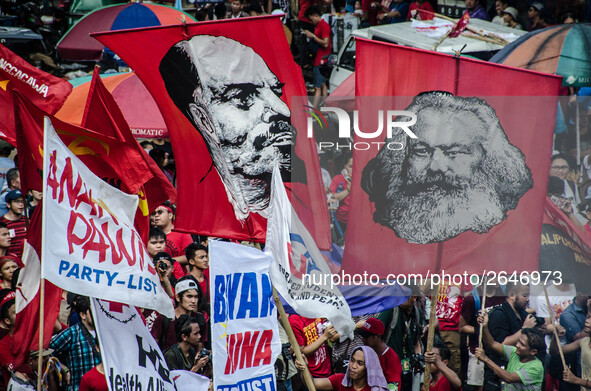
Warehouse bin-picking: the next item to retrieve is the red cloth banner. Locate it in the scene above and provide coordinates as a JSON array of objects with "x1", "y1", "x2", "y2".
[
  {"x1": 449, "y1": 12, "x2": 470, "y2": 38},
  {"x1": 14, "y1": 92, "x2": 154, "y2": 198},
  {"x1": 81, "y1": 68, "x2": 177, "y2": 239},
  {"x1": 343, "y1": 39, "x2": 563, "y2": 278},
  {"x1": 92, "y1": 16, "x2": 330, "y2": 248},
  {"x1": 0, "y1": 44, "x2": 72, "y2": 145},
  {"x1": 11, "y1": 203, "x2": 63, "y2": 370}
]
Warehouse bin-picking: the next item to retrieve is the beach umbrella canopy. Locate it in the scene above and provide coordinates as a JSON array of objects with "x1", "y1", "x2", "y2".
[
  {"x1": 56, "y1": 3, "x2": 196, "y2": 61},
  {"x1": 56, "y1": 72, "x2": 168, "y2": 138},
  {"x1": 490, "y1": 23, "x2": 591, "y2": 87}
]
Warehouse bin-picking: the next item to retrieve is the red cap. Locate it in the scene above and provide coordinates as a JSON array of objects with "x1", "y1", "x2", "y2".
[{"x1": 361, "y1": 318, "x2": 385, "y2": 336}]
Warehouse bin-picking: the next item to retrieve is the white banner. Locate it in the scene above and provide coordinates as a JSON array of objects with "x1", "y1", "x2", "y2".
[
  {"x1": 170, "y1": 370, "x2": 209, "y2": 391},
  {"x1": 209, "y1": 241, "x2": 280, "y2": 391},
  {"x1": 265, "y1": 165, "x2": 355, "y2": 339},
  {"x1": 42, "y1": 118, "x2": 173, "y2": 317},
  {"x1": 92, "y1": 298, "x2": 176, "y2": 391}
]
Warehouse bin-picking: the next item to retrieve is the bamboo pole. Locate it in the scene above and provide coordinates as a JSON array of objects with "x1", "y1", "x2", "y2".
[
  {"x1": 478, "y1": 277, "x2": 488, "y2": 348},
  {"x1": 543, "y1": 285, "x2": 567, "y2": 369},
  {"x1": 423, "y1": 285, "x2": 439, "y2": 391},
  {"x1": 273, "y1": 287, "x2": 316, "y2": 391}
]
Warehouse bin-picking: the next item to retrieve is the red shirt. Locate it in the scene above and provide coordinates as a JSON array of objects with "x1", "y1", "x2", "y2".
[
  {"x1": 329, "y1": 174, "x2": 350, "y2": 223},
  {"x1": 314, "y1": 19, "x2": 332, "y2": 66},
  {"x1": 79, "y1": 367, "x2": 108, "y2": 391},
  {"x1": 288, "y1": 315, "x2": 331, "y2": 377},
  {"x1": 407, "y1": 1, "x2": 434, "y2": 20},
  {"x1": 380, "y1": 347, "x2": 402, "y2": 384},
  {"x1": 1, "y1": 215, "x2": 26, "y2": 259},
  {"x1": 328, "y1": 373, "x2": 371, "y2": 391},
  {"x1": 436, "y1": 284, "x2": 464, "y2": 331},
  {"x1": 165, "y1": 231, "x2": 193, "y2": 279},
  {"x1": 430, "y1": 375, "x2": 455, "y2": 391}
]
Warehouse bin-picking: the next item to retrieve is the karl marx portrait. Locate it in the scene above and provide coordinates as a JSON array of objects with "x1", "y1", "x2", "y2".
[
  {"x1": 159, "y1": 35, "x2": 305, "y2": 221},
  {"x1": 361, "y1": 91, "x2": 533, "y2": 244}
]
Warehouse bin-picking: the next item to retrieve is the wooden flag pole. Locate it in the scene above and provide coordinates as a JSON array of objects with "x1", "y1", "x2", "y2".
[
  {"x1": 478, "y1": 276, "x2": 488, "y2": 348},
  {"x1": 37, "y1": 278, "x2": 45, "y2": 391},
  {"x1": 423, "y1": 284, "x2": 439, "y2": 391},
  {"x1": 273, "y1": 287, "x2": 316, "y2": 391},
  {"x1": 543, "y1": 285, "x2": 567, "y2": 369}
]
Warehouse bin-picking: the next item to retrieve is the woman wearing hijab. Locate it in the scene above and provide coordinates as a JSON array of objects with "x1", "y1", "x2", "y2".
[{"x1": 295, "y1": 345, "x2": 389, "y2": 391}]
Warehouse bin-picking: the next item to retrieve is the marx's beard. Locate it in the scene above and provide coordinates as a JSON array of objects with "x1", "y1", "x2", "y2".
[{"x1": 377, "y1": 163, "x2": 506, "y2": 244}]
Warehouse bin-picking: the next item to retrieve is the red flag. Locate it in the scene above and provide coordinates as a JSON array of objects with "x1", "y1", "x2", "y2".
[
  {"x1": 448, "y1": 12, "x2": 470, "y2": 38},
  {"x1": 92, "y1": 17, "x2": 330, "y2": 248},
  {"x1": 14, "y1": 91, "x2": 153, "y2": 196},
  {"x1": 0, "y1": 44, "x2": 72, "y2": 145},
  {"x1": 81, "y1": 67, "x2": 177, "y2": 239},
  {"x1": 341, "y1": 39, "x2": 563, "y2": 278},
  {"x1": 12, "y1": 202, "x2": 63, "y2": 369}
]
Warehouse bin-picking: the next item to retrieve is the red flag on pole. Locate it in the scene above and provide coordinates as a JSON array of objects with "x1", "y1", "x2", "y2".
[
  {"x1": 342, "y1": 39, "x2": 563, "y2": 278},
  {"x1": 14, "y1": 91, "x2": 153, "y2": 196},
  {"x1": 80, "y1": 67, "x2": 177, "y2": 239},
  {"x1": 0, "y1": 44, "x2": 72, "y2": 145},
  {"x1": 11, "y1": 202, "x2": 63, "y2": 370},
  {"x1": 91, "y1": 17, "x2": 330, "y2": 248}
]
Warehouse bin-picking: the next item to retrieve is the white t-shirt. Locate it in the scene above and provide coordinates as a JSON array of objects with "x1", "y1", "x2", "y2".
[{"x1": 530, "y1": 283, "x2": 576, "y2": 348}]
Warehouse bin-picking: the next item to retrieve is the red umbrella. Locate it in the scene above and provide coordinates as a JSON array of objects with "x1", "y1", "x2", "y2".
[
  {"x1": 56, "y1": 3, "x2": 196, "y2": 61},
  {"x1": 56, "y1": 72, "x2": 168, "y2": 138}
]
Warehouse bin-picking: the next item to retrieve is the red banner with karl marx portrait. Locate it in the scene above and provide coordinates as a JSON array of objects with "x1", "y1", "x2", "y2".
[
  {"x1": 92, "y1": 17, "x2": 330, "y2": 248},
  {"x1": 342, "y1": 39, "x2": 563, "y2": 278}
]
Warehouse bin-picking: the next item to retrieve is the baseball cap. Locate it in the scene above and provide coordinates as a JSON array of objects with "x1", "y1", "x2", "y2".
[
  {"x1": 5, "y1": 190, "x2": 23, "y2": 203},
  {"x1": 502, "y1": 6, "x2": 518, "y2": 20},
  {"x1": 153, "y1": 252, "x2": 174, "y2": 264},
  {"x1": 29, "y1": 348, "x2": 54, "y2": 358},
  {"x1": 0, "y1": 290, "x2": 15, "y2": 309},
  {"x1": 175, "y1": 279, "x2": 199, "y2": 295},
  {"x1": 531, "y1": 2, "x2": 543, "y2": 11},
  {"x1": 361, "y1": 318, "x2": 385, "y2": 336}
]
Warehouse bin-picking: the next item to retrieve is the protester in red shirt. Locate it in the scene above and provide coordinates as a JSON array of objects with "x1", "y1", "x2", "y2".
[
  {"x1": 303, "y1": 6, "x2": 332, "y2": 108},
  {"x1": 288, "y1": 315, "x2": 337, "y2": 377},
  {"x1": 329, "y1": 153, "x2": 353, "y2": 239},
  {"x1": 425, "y1": 341, "x2": 462, "y2": 391},
  {"x1": 151, "y1": 204, "x2": 193, "y2": 278},
  {"x1": 295, "y1": 345, "x2": 389, "y2": 391},
  {"x1": 407, "y1": 0, "x2": 434, "y2": 20},
  {"x1": 358, "y1": 318, "x2": 402, "y2": 388},
  {"x1": 0, "y1": 190, "x2": 27, "y2": 260}
]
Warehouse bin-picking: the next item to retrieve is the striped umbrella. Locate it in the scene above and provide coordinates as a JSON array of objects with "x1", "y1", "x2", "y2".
[
  {"x1": 490, "y1": 23, "x2": 591, "y2": 87},
  {"x1": 56, "y1": 2, "x2": 196, "y2": 61},
  {"x1": 55, "y1": 72, "x2": 168, "y2": 138}
]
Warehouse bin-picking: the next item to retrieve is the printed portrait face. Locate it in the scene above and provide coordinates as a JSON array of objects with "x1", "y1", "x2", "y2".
[
  {"x1": 361, "y1": 92, "x2": 533, "y2": 244},
  {"x1": 160, "y1": 35, "x2": 300, "y2": 220}
]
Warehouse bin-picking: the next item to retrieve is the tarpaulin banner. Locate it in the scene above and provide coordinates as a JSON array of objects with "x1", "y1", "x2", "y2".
[
  {"x1": 92, "y1": 298, "x2": 176, "y2": 391},
  {"x1": 265, "y1": 165, "x2": 355, "y2": 339},
  {"x1": 340, "y1": 39, "x2": 563, "y2": 278},
  {"x1": 42, "y1": 121, "x2": 174, "y2": 317},
  {"x1": 92, "y1": 16, "x2": 330, "y2": 249},
  {"x1": 0, "y1": 43, "x2": 72, "y2": 145},
  {"x1": 540, "y1": 198, "x2": 591, "y2": 293},
  {"x1": 209, "y1": 240, "x2": 280, "y2": 391}
]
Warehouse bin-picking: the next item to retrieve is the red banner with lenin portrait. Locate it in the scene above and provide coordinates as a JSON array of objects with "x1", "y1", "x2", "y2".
[{"x1": 92, "y1": 17, "x2": 330, "y2": 248}]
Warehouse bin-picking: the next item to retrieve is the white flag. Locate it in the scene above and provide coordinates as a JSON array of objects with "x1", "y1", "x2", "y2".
[
  {"x1": 170, "y1": 370, "x2": 209, "y2": 391},
  {"x1": 42, "y1": 118, "x2": 173, "y2": 317},
  {"x1": 92, "y1": 298, "x2": 176, "y2": 391},
  {"x1": 265, "y1": 165, "x2": 355, "y2": 339},
  {"x1": 209, "y1": 240, "x2": 280, "y2": 391}
]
